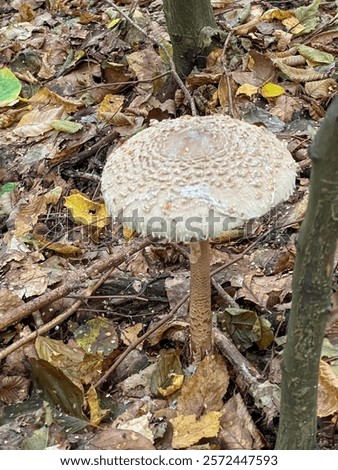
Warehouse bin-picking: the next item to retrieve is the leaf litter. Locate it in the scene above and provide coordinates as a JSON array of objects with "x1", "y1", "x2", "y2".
[{"x1": 0, "y1": 0, "x2": 337, "y2": 450}]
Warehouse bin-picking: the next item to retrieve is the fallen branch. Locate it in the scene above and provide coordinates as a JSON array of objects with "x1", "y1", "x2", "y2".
[{"x1": 214, "y1": 328, "x2": 280, "y2": 423}]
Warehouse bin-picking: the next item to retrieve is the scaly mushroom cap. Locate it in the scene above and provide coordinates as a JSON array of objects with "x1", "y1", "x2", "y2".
[{"x1": 101, "y1": 115, "x2": 296, "y2": 241}]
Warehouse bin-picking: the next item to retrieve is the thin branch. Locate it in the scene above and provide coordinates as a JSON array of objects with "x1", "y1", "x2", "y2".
[{"x1": 221, "y1": 30, "x2": 236, "y2": 118}]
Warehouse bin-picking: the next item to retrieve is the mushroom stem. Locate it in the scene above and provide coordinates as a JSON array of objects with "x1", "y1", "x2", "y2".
[{"x1": 189, "y1": 239, "x2": 212, "y2": 363}]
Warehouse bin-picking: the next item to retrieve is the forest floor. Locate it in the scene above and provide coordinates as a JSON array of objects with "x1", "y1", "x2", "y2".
[{"x1": 0, "y1": 0, "x2": 337, "y2": 451}]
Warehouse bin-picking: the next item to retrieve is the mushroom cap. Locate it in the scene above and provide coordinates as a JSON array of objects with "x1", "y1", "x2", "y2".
[{"x1": 101, "y1": 115, "x2": 296, "y2": 242}]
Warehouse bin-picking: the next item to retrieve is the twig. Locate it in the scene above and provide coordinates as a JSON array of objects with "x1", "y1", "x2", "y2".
[
  {"x1": 221, "y1": 30, "x2": 236, "y2": 118},
  {"x1": 105, "y1": 0, "x2": 197, "y2": 115}
]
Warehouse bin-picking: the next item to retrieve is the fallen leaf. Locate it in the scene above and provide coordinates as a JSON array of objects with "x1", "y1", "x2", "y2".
[
  {"x1": 150, "y1": 350, "x2": 183, "y2": 397},
  {"x1": 219, "y1": 393, "x2": 265, "y2": 449},
  {"x1": 317, "y1": 360, "x2": 338, "y2": 417},
  {"x1": 64, "y1": 192, "x2": 109, "y2": 228},
  {"x1": 86, "y1": 427, "x2": 155, "y2": 450},
  {"x1": 177, "y1": 354, "x2": 229, "y2": 415},
  {"x1": 171, "y1": 411, "x2": 221, "y2": 449}
]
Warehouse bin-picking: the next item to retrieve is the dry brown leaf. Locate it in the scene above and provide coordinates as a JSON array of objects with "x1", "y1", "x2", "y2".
[
  {"x1": 273, "y1": 59, "x2": 325, "y2": 82},
  {"x1": 308, "y1": 100, "x2": 326, "y2": 121},
  {"x1": 317, "y1": 360, "x2": 338, "y2": 417},
  {"x1": 249, "y1": 51, "x2": 276, "y2": 84},
  {"x1": 6, "y1": 263, "x2": 49, "y2": 298},
  {"x1": 13, "y1": 194, "x2": 47, "y2": 237},
  {"x1": 0, "y1": 375, "x2": 30, "y2": 404},
  {"x1": 304, "y1": 79, "x2": 338, "y2": 99},
  {"x1": 186, "y1": 72, "x2": 222, "y2": 87},
  {"x1": 97, "y1": 94, "x2": 125, "y2": 122},
  {"x1": 234, "y1": 18, "x2": 260, "y2": 36},
  {"x1": 121, "y1": 323, "x2": 144, "y2": 347},
  {"x1": 270, "y1": 94, "x2": 301, "y2": 122},
  {"x1": 165, "y1": 272, "x2": 190, "y2": 316},
  {"x1": 277, "y1": 55, "x2": 307, "y2": 66},
  {"x1": 0, "y1": 287, "x2": 23, "y2": 313},
  {"x1": 177, "y1": 354, "x2": 229, "y2": 415},
  {"x1": 146, "y1": 320, "x2": 189, "y2": 346},
  {"x1": 219, "y1": 393, "x2": 265, "y2": 449},
  {"x1": 125, "y1": 249, "x2": 150, "y2": 277},
  {"x1": 127, "y1": 48, "x2": 165, "y2": 95},
  {"x1": 171, "y1": 411, "x2": 221, "y2": 449},
  {"x1": 274, "y1": 30, "x2": 293, "y2": 51},
  {"x1": 118, "y1": 363, "x2": 156, "y2": 397},
  {"x1": 86, "y1": 427, "x2": 155, "y2": 450},
  {"x1": 310, "y1": 30, "x2": 338, "y2": 55},
  {"x1": 239, "y1": 273, "x2": 292, "y2": 310}
]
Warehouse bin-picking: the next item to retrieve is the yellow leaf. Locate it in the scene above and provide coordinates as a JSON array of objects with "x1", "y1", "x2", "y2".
[
  {"x1": 261, "y1": 82, "x2": 285, "y2": 99},
  {"x1": 236, "y1": 83, "x2": 258, "y2": 98},
  {"x1": 97, "y1": 94, "x2": 124, "y2": 122},
  {"x1": 25, "y1": 234, "x2": 83, "y2": 255},
  {"x1": 261, "y1": 9, "x2": 294, "y2": 21},
  {"x1": 86, "y1": 385, "x2": 110, "y2": 426},
  {"x1": 158, "y1": 374, "x2": 184, "y2": 397},
  {"x1": 282, "y1": 16, "x2": 305, "y2": 35},
  {"x1": 51, "y1": 120, "x2": 83, "y2": 133},
  {"x1": 171, "y1": 412, "x2": 221, "y2": 449},
  {"x1": 64, "y1": 193, "x2": 109, "y2": 228},
  {"x1": 108, "y1": 18, "x2": 121, "y2": 29}
]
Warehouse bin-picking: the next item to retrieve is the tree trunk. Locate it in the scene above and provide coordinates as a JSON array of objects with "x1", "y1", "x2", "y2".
[
  {"x1": 162, "y1": 0, "x2": 217, "y2": 77},
  {"x1": 275, "y1": 97, "x2": 338, "y2": 449}
]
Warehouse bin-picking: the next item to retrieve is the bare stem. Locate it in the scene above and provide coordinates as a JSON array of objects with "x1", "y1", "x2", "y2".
[{"x1": 189, "y1": 239, "x2": 212, "y2": 362}]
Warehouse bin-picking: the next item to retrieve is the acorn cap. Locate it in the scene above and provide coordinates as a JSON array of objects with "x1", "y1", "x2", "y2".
[{"x1": 101, "y1": 115, "x2": 296, "y2": 242}]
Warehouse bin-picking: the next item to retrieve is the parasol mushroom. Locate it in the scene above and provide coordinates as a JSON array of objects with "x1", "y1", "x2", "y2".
[{"x1": 101, "y1": 115, "x2": 296, "y2": 363}]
